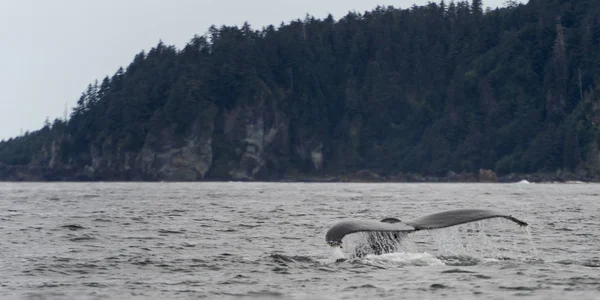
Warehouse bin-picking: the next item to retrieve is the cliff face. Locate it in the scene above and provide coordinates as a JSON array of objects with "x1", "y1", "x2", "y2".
[
  {"x1": 135, "y1": 104, "x2": 217, "y2": 181},
  {"x1": 7, "y1": 101, "x2": 325, "y2": 181},
  {"x1": 218, "y1": 104, "x2": 288, "y2": 180}
]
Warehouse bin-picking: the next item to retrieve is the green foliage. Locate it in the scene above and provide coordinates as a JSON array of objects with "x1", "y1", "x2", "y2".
[{"x1": 1, "y1": 0, "x2": 600, "y2": 179}]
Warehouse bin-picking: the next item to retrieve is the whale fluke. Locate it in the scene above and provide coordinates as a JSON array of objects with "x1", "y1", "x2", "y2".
[
  {"x1": 325, "y1": 219, "x2": 415, "y2": 246},
  {"x1": 406, "y1": 209, "x2": 528, "y2": 230},
  {"x1": 325, "y1": 208, "x2": 528, "y2": 247},
  {"x1": 380, "y1": 217, "x2": 402, "y2": 223}
]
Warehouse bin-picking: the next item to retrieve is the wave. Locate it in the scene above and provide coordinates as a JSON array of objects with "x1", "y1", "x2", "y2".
[
  {"x1": 269, "y1": 254, "x2": 317, "y2": 265},
  {"x1": 361, "y1": 252, "x2": 445, "y2": 267}
]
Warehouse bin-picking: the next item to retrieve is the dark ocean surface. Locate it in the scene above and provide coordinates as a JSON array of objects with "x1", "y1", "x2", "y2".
[{"x1": 1, "y1": 182, "x2": 599, "y2": 299}]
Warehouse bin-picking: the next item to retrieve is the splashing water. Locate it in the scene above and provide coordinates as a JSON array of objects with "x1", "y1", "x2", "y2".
[
  {"x1": 339, "y1": 231, "x2": 409, "y2": 258},
  {"x1": 329, "y1": 246, "x2": 346, "y2": 262},
  {"x1": 332, "y1": 232, "x2": 445, "y2": 266},
  {"x1": 426, "y1": 218, "x2": 537, "y2": 260},
  {"x1": 522, "y1": 226, "x2": 539, "y2": 257},
  {"x1": 428, "y1": 220, "x2": 498, "y2": 257},
  {"x1": 362, "y1": 252, "x2": 445, "y2": 267},
  {"x1": 337, "y1": 218, "x2": 537, "y2": 264}
]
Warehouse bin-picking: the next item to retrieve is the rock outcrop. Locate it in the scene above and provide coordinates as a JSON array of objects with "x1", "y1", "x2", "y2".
[
  {"x1": 8, "y1": 100, "x2": 325, "y2": 182},
  {"x1": 478, "y1": 169, "x2": 498, "y2": 183},
  {"x1": 136, "y1": 105, "x2": 217, "y2": 181}
]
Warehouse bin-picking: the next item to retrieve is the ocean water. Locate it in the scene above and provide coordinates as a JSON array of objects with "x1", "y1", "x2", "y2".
[{"x1": 0, "y1": 182, "x2": 599, "y2": 299}]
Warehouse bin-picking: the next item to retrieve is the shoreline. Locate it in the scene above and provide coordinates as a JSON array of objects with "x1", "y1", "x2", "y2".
[
  {"x1": 1, "y1": 161, "x2": 596, "y2": 183},
  {"x1": 0, "y1": 169, "x2": 596, "y2": 184}
]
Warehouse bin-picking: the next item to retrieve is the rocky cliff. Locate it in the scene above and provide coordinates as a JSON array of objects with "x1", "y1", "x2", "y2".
[{"x1": 4, "y1": 101, "x2": 329, "y2": 182}]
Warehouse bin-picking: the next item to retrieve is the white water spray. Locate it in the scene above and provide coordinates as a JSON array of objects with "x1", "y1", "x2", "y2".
[
  {"x1": 336, "y1": 218, "x2": 538, "y2": 264},
  {"x1": 522, "y1": 226, "x2": 539, "y2": 257}
]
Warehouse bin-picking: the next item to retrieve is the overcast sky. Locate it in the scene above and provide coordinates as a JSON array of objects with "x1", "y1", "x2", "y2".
[{"x1": 0, "y1": 0, "x2": 519, "y2": 141}]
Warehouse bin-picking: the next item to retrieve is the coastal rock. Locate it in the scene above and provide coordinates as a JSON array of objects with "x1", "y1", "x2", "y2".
[
  {"x1": 226, "y1": 103, "x2": 290, "y2": 180},
  {"x1": 0, "y1": 163, "x2": 43, "y2": 181},
  {"x1": 478, "y1": 169, "x2": 498, "y2": 182},
  {"x1": 137, "y1": 103, "x2": 217, "y2": 181},
  {"x1": 354, "y1": 169, "x2": 382, "y2": 181},
  {"x1": 87, "y1": 137, "x2": 138, "y2": 180}
]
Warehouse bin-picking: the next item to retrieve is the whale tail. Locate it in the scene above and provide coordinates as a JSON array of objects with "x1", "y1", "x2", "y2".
[{"x1": 325, "y1": 208, "x2": 528, "y2": 253}]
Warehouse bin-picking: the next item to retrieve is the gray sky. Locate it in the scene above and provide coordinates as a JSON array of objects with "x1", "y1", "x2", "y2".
[{"x1": 0, "y1": 0, "x2": 517, "y2": 141}]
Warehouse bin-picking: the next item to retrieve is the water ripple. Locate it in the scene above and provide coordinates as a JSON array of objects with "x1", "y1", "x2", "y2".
[{"x1": 1, "y1": 182, "x2": 599, "y2": 299}]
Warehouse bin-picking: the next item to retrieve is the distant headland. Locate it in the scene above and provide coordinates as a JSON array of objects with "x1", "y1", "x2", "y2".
[{"x1": 2, "y1": 0, "x2": 600, "y2": 183}]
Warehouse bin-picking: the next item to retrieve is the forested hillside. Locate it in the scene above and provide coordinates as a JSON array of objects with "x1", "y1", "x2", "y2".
[{"x1": 2, "y1": 0, "x2": 600, "y2": 182}]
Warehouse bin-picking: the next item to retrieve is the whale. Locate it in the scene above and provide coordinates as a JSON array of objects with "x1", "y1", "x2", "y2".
[{"x1": 325, "y1": 208, "x2": 528, "y2": 255}]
